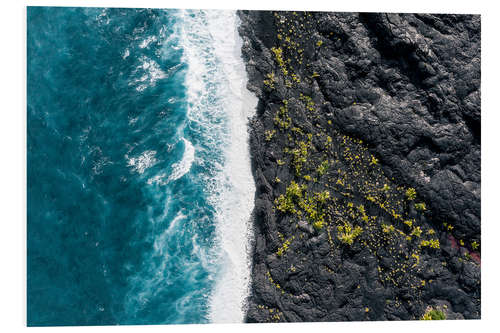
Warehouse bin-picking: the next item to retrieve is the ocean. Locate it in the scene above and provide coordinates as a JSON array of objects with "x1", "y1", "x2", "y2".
[{"x1": 27, "y1": 7, "x2": 257, "y2": 326}]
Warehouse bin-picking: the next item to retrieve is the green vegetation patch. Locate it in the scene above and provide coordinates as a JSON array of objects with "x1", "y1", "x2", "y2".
[{"x1": 421, "y1": 306, "x2": 446, "y2": 320}]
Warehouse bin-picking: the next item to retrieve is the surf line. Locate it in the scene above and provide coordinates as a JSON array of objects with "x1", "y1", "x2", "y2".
[{"x1": 177, "y1": 9, "x2": 258, "y2": 323}]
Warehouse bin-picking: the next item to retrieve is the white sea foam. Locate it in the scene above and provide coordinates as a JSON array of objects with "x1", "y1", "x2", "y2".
[
  {"x1": 96, "y1": 8, "x2": 110, "y2": 25},
  {"x1": 127, "y1": 150, "x2": 158, "y2": 174},
  {"x1": 147, "y1": 173, "x2": 168, "y2": 186},
  {"x1": 131, "y1": 56, "x2": 166, "y2": 91},
  {"x1": 178, "y1": 9, "x2": 258, "y2": 323},
  {"x1": 146, "y1": 138, "x2": 194, "y2": 185},
  {"x1": 123, "y1": 48, "x2": 130, "y2": 59},
  {"x1": 139, "y1": 35, "x2": 157, "y2": 49},
  {"x1": 169, "y1": 138, "x2": 195, "y2": 181}
]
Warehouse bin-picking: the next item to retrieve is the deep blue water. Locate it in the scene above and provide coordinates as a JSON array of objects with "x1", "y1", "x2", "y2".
[{"x1": 27, "y1": 7, "x2": 254, "y2": 326}]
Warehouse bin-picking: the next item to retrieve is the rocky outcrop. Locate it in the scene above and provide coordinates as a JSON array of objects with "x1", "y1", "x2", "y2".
[{"x1": 238, "y1": 10, "x2": 480, "y2": 322}]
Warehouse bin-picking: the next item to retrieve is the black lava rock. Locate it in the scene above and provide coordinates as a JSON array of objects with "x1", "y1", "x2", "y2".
[{"x1": 238, "y1": 10, "x2": 480, "y2": 323}]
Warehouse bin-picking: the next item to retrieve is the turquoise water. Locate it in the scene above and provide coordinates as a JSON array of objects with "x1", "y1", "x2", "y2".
[{"x1": 27, "y1": 7, "x2": 256, "y2": 326}]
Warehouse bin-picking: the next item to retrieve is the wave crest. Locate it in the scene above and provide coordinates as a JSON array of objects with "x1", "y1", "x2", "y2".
[{"x1": 169, "y1": 138, "x2": 195, "y2": 181}]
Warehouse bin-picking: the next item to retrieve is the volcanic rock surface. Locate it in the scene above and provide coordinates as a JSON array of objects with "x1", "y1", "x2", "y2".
[{"x1": 237, "y1": 10, "x2": 480, "y2": 322}]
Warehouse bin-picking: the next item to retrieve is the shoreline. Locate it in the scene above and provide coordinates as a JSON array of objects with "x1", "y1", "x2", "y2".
[{"x1": 202, "y1": 10, "x2": 258, "y2": 323}]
